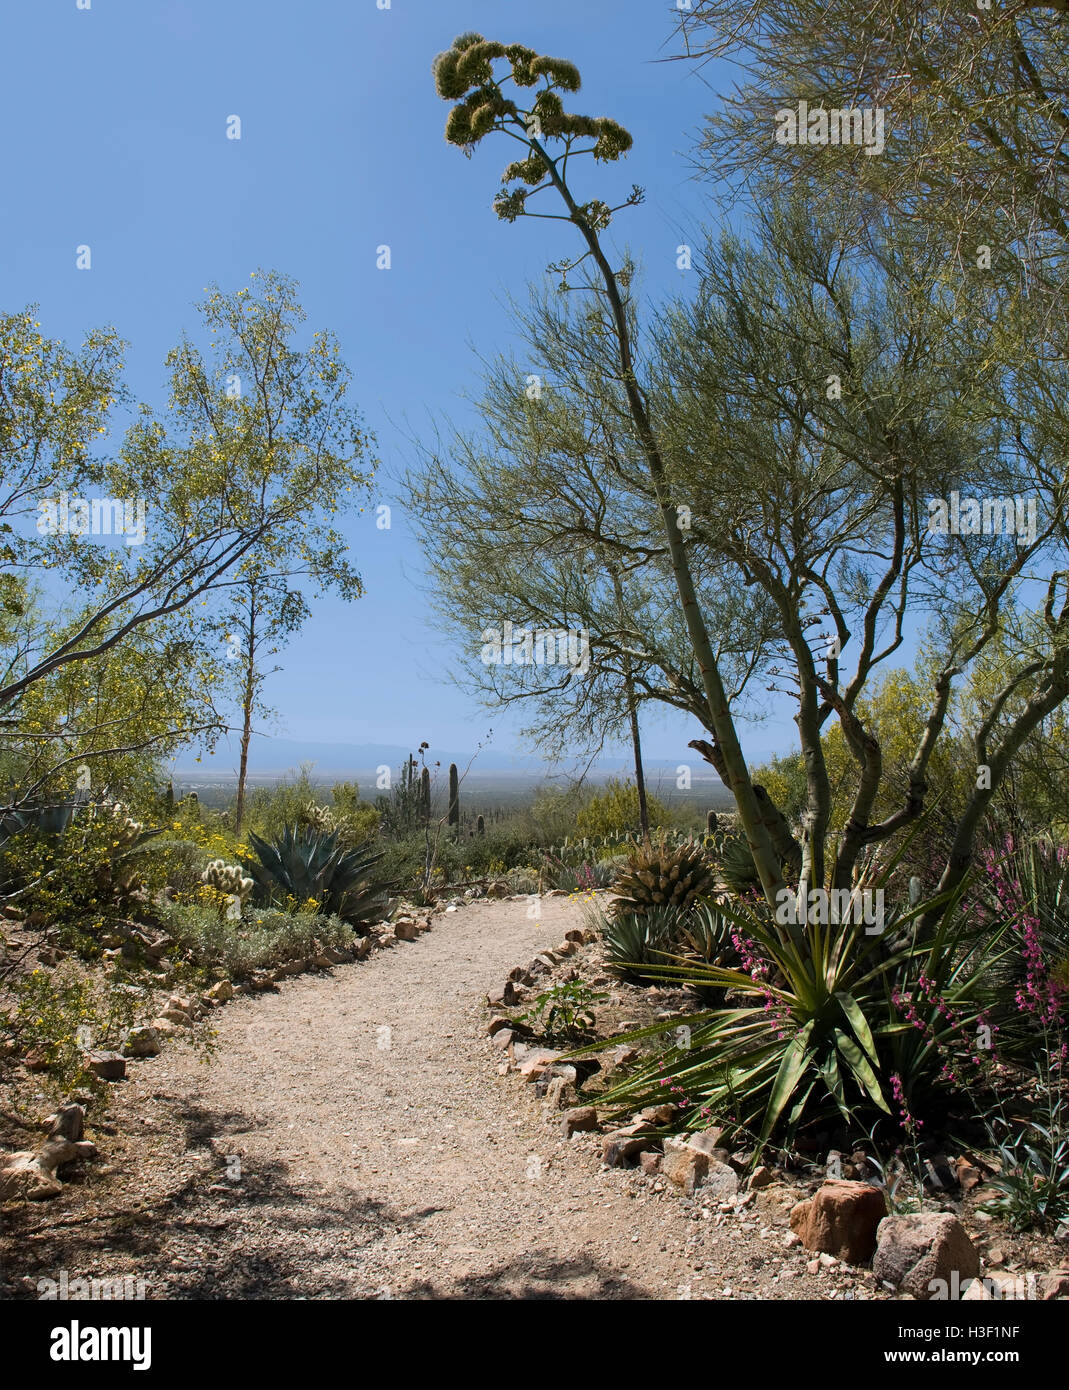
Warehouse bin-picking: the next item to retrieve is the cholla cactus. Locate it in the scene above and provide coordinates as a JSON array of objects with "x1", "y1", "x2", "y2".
[
  {"x1": 300, "y1": 799, "x2": 338, "y2": 834},
  {"x1": 108, "y1": 801, "x2": 146, "y2": 848},
  {"x1": 201, "y1": 858, "x2": 254, "y2": 919}
]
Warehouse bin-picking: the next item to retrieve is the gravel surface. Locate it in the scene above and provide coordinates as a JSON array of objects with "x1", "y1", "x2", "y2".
[{"x1": 2, "y1": 897, "x2": 905, "y2": 1300}]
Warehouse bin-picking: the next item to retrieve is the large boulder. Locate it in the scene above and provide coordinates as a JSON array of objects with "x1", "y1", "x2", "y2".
[
  {"x1": 873, "y1": 1212, "x2": 980, "y2": 1298},
  {"x1": 789, "y1": 1179, "x2": 887, "y2": 1263}
]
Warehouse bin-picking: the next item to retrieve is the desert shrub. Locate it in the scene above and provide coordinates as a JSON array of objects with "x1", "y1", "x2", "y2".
[
  {"x1": 0, "y1": 963, "x2": 151, "y2": 1097},
  {"x1": 241, "y1": 767, "x2": 331, "y2": 844},
  {"x1": 982, "y1": 1103, "x2": 1069, "y2": 1233},
  {"x1": 575, "y1": 779, "x2": 670, "y2": 837},
  {"x1": 460, "y1": 830, "x2": 541, "y2": 873},
  {"x1": 164, "y1": 795, "x2": 243, "y2": 863},
  {"x1": 329, "y1": 782, "x2": 381, "y2": 845},
  {"x1": 155, "y1": 838, "x2": 214, "y2": 895},
  {"x1": 505, "y1": 866, "x2": 541, "y2": 895},
  {"x1": 516, "y1": 980, "x2": 608, "y2": 1042},
  {"x1": 159, "y1": 901, "x2": 352, "y2": 979},
  {"x1": 543, "y1": 856, "x2": 616, "y2": 891},
  {"x1": 528, "y1": 786, "x2": 585, "y2": 843},
  {"x1": 0, "y1": 805, "x2": 164, "y2": 949}
]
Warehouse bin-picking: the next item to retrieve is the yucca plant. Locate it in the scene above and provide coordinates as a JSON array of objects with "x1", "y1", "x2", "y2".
[
  {"x1": 610, "y1": 833, "x2": 717, "y2": 917},
  {"x1": 245, "y1": 825, "x2": 394, "y2": 929},
  {"x1": 574, "y1": 880, "x2": 1020, "y2": 1146}
]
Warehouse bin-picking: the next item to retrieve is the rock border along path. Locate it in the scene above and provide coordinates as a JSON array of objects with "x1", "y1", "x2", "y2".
[{"x1": 9, "y1": 895, "x2": 865, "y2": 1300}]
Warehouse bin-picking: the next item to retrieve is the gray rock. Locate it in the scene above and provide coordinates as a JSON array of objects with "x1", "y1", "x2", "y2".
[
  {"x1": 121, "y1": 1026, "x2": 161, "y2": 1058},
  {"x1": 873, "y1": 1213, "x2": 980, "y2": 1299}
]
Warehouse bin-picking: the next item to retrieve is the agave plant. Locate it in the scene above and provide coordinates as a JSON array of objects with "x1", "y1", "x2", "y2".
[
  {"x1": 600, "y1": 903, "x2": 687, "y2": 982},
  {"x1": 245, "y1": 824, "x2": 393, "y2": 928},
  {"x1": 680, "y1": 900, "x2": 737, "y2": 966},
  {"x1": 713, "y1": 834, "x2": 762, "y2": 896},
  {"x1": 0, "y1": 800, "x2": 81, "y2": 847},
  {"x1": 610, "y1": 833, "x2": 717, "y2": 917}
]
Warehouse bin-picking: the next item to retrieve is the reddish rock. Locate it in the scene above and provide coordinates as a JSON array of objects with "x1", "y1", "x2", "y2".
[
  {"x1": 687, "y1": 1126, "x2": 729, "y2": 1152},
  {"x1": 486, "y1": 980, "x2": 522, "y2": 1008},
  {"x1": 634, "y1": 1104, "x2": 676, "y2": 1127},
  {"x1": 663, "y1": 1139, "x2": 739, "y2": 1199},
  {"x1": 602, "y1": 1122, "x2": 654, "y2": 1167},
  {"x1": 85, "y1": 1051, "x2": 126, "y2": 1081},
  {"x1": 561, "y1": 1106, "x2": 598, "y2": 1138},
  {"x1": 789, "y1": 1179, "x2": 888, "y2": 1263}
]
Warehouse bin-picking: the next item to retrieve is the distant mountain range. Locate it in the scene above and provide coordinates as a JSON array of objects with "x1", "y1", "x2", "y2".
[{"x1": 171, "y1": 736, "x2": 731, "y2": 787}]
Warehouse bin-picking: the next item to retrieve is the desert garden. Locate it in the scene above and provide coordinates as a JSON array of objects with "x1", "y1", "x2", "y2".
[{"x1": 2, "y1": 2, "x2": 1069, "y2": 1315}]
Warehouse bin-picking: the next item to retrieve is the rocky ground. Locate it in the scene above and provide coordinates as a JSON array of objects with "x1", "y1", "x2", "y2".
[{"x1": 2, "y1": 892, "x2": 1066, "y2": 1301}]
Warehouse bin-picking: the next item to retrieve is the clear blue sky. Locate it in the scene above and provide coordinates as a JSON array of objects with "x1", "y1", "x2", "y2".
[{"x1": 0, "y1": 0, "x2": 799, "y2": 770}]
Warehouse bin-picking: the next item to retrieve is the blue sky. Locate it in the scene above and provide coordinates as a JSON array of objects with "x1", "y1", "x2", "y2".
[{"x1": 1, "y1": 0, "x2": 800, "y2": 772}]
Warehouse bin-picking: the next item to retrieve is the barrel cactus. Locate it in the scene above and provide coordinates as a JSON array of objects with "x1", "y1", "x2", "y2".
[{"x1": 610, "y1": 833, "x2": 717, "y2": 918}]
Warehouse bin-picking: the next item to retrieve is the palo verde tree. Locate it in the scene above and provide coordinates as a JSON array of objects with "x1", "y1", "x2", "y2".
[
  {"x1": 208, "y1": 540, "x2": 363, "y2": 836},
  {"x1": 676, "y1": 0, "x2": 1069, "y2": 325},
  {"x1": 0, "y1": 271, "x2": 374, "y2": 813},
  {"x1": 431, "y1": 33, "x2": 787, "y2": 906},
  {"x1": 403, "y1": 284, "x2": 780, "y2": 835},
  {"x1": 667, "y1": 2, "x2": 1069, "y2": 897}
]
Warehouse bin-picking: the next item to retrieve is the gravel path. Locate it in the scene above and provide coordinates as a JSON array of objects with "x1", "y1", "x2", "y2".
[{"x1": 6, "y1": 897, "x2": 862, "y2": 1300}]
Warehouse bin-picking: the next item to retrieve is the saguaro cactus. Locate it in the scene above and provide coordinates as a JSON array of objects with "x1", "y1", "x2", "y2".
[
  {"x1": 707, "y1": 810, "x2": 718, "y2": 833},
  {"x1": 448, "y1": 763, "x2": 460, "y2": 837},
  {"x1": 420, "y1": 765, "x2": 431, "y2": 823},
  {"x1": 477, "y1": 814, "x2": 485, "y2": 837}
]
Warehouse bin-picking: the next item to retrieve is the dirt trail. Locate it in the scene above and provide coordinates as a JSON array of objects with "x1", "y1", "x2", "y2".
[{"x1": 7, "y1": 897, "x2": 844, "y2": 1300}]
